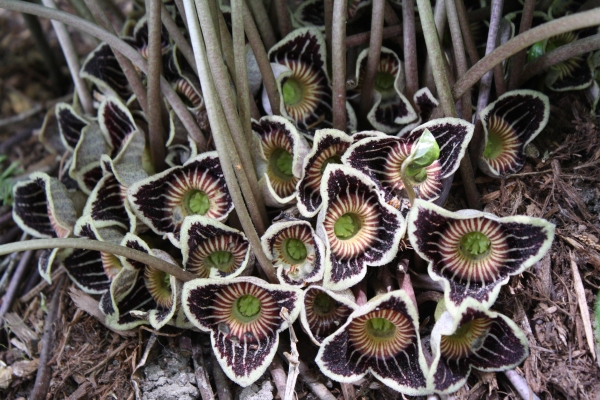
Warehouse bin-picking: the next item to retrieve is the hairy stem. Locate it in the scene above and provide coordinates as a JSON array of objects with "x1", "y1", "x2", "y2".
[
  {"x1": 161, "y1": 2, "x2": 197, "y2": 75},
  {"x1": 453, "y1": 8, "x2": 600, "y2": 100},
  {"x1": 273, "y1": 0, "x2": 292, "y2": 37},
  {"x1": 217, "y1": 9, "x2": 237, "y2": 84},
  {"x1": 242, "y1": 0, "x2": 280, "y2": 116},
  {"x1": 446, "y1": 0, "x2": 472, "y2": 121},
  {"x1": 508, "y1": 0, "x2": 536, "y2": 90},
  {"x1": 0, "y1": 238, "x2": 196, "y2": 281},
  {"x1": 346, "y1": 24, "x2": 403, "y2": 48},
  {"x1": 183, "y1": 0, "x2": 277, "y2": 283},
  {"x1": 423, "y1": 0, "x2": 447, "y2": 94},
  {"x1": 454, "y1": 0, "x2": 479, "y2": 67},
  {"x1": 195, "y1": 0, "x2": 268, "y2": 229},
  {"x1": 358, "y1": 0, "x2": 385, "y2": 127},
  {"x1": 41, "y1": 0, "x2": 93, "y2": 115},
  {"x1": 232, "y1": 0, "x2": 253, "y2": 144},
  {"x1": 247, "y1": 0, "x2": 276, "y2": 50},
  {"x1": 331, "y1": 0, "x2": 347, "y2": 131},
  {"x1": 520, "y1": 33, "x2": 600, "y2": 85},
  {"x1": 146, "y1": 0, "x2": 167, "y2": 172},
  {"x1": 401, "y1": 0, "x2": 418, "y2": 103}
]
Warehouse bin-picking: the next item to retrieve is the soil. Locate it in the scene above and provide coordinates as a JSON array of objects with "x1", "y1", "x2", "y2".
[{"x1": 1, "y1": 4, "x2": 600, "y2": 400}]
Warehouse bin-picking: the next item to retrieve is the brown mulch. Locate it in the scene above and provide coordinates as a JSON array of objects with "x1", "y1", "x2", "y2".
[{"x1": 1, "y1": 5, "x2": 600, "y2": 400}]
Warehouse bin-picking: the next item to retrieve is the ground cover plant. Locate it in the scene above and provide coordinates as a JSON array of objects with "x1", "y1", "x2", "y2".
[{"x1": 0, "y1": 0, "x2": 599, "y2": 398}]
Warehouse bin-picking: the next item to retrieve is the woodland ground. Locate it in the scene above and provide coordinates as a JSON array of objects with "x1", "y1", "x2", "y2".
[{"x1": 1, "y1": 4, "x2": 600, "y2": 400}]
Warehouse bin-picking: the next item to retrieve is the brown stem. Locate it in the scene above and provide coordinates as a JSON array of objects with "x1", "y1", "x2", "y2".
[
  {"x1": 269, "y1": 355, "x2": 288, "y2": 399},
  {"x1": 192, "y1": 340, "x2": 216, "y2": 400},
  {"x1": 324, "y1": 0, "x2": 333, "y2": 66},
  {"x1": 273, "y1": 0, "x2": 292, "y2": 37},
  {"x1": 358, "y1": 0, "x2": 385, "y2": 127},
  {"x1": 147, "y1": 0, "x2": 167, "y2": 172},
  {"x1": 400, "y1": 0, "x2": 418, "y2": 102},
  {"x1": 331, "y1": 0, "x2": 347, "y2": 131},
  {"x1": 247, "y1": 0, "x2": 276, "y2": 50},
  {"x1": 161, "y1": 2, "x2": 197, "y2": 75},
  {"x1": 508, "y1": 0, "x2": 536, "y2": 90},
  {"x1": 346, "y1": 24, "x2": 403, "y2": 48},
  {"x1": 455, "y1": 0, "x2": 479, "y2": 67},
  {"x1": 232, "y1": 0, "x2": 253, "y2": 144},
  {"x1": 446, "y1": 0, "x2": 472, "y2": 121},
  {"x1": 212, "y1": 353, "x2": 233, "y2": 400}
]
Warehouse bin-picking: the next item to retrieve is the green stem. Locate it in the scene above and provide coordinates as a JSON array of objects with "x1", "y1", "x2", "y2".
[
  {"x1": 331, "y1": 0, "x2": 347, "y2": 131},
  {"x1": 217, "y1": 8, "x2": 237, "y2": 85},
  {"x1": 83, "y1": 0, "x2": 150, "y2": 118},
  {"x1": 400, "y1": 0, "x2": 418, "y2": 103},
  {"x1": 147, "y1": 0, "x2": 167, "y2": 172},
  {"x1": 242, "y1": 0, "x2": 280, "y2": 116},
  {"x1": 400, "y1": 161, "x2": 417, "y2": 206},
  {"x1": 247, "y1": 0, "x2": 276, "y2": 50},
  {"x1": 183, "y1": 0, "x2": 277, "y2": 283},
  {"x1": 520, "y1": 33, "x2": 600, "y2": 85},
  {"x1": 160, "y1": 2, "x2": 198, "y2": 75},
  {"x1": 232, "y1": 0, "x2": 253, "y2": 144},
  {"x1": 1, "y1": 0, "x2": 208, "y2": 150},
  {"x1": 195, "y1": 0, "x2": 268, "y2": 229},
  {"x1": 0, "y1": 238, "x2": 196, "y2": 282},
  {"x1": 41, "y1": 0, "x2": 94, "y2": 115},
  {"x1": 358, "y1": 0, "x2": 385, "y2": 127},
  {"x1": 453, "y1": 8, "x2": 600, "y2": 101}
]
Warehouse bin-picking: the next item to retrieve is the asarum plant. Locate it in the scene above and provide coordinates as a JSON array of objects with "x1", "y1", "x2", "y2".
[
  {"x1": 408, "y1": 200, "x2": 555, "y2": 313},
  {"x1": 180, "y1": 215, "x2": 250, "y2": 279},
  {"x1": 265, "y1": 27, "x2": 356, "y2": 133},
  {"x1": 429, "y1": 300, "x2": 529, "y2": 394},
  {"x1": 353, "y1": 47, "x2": 417, "y2": 133},
  {"x1": 479, "y1": 90, "x2": 550, "y2": 178},
  {"x1": 299, "y1": 285, "x2": 357, "y2": 345},
  {"x1": 543, "y1": 32, "x2": 595, "y2": 92},
  {"x1": 182, "y1": 277, "x2": 302, "y2": 387},
  {"x1": 297, "y1": 128, "x2": 353, "y2": 217},
  {"x1": 317, "y1": 164, "x2": 406, "y2": 290},
  {"x1": 261, "y1": 219, "x2": 324, "y2": 286},
  {"x1": 343, "y1": 118, "x2": 473, "y2": 204},
  {"x1": 55, "y1": 102, "x2": 89, "y2": 151},
  {"x1": 316, "y1": 290, "x2": 429, "y2": 395},
  {"x1": 127, "y1": 151, "x2": 233, "y2": 243},
  {"x1": 81, "y1": 42, "x2": 132, "y2": 102},
  {"x1": 252, "y1": 116, "x2": 310, "y2": 207},
  {"x1": 396, "y1": 87, "x2": 439, "y2": 136}
]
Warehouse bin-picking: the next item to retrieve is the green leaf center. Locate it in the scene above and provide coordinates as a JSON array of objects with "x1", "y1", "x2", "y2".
[
  {"x1": 483, "y1": 131, "x2": 503, "y2": 160},
  {"x1": 283, "y1": 238, "x2": 307, "y2": 263},
  {"x1": 234, "y1": 295, "x2": 261, "y2": 320},
  {"x1": 205, "y1": 250, "x2": 233, "y2": 271},
  {"x1": 459, "y1": 231, "x2": 491, "y2": 257},
  {"x1": 269, "y1": 148, "x2": 294, "y2": 180},
  {"x1": 375, "y1": 71, "x2": 395, "y2": 92},
  {"x1": 334, "y1": 213, "x2": 361, "y2": 239},
  {"x1": 185, "y1": 190, "x2": 210, "y2": 215},
  {"x1": 320, "y1": 155, "x2": 342, "y2": 174},
  {"x1": 282, "y1": 77, "x2": 303, "y2": 106},
  {"x1": 366, "y1": 317, "x2": 396, "y2": 339},
  {"x1": 313, "y1": 292, "x2": 335, "y2": 315}
]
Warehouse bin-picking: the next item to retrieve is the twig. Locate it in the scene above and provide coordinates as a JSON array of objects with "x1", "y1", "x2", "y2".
[
  {"x1": 212, "y1": 352, "x2": 233, "y2": 400},
  {"x1": 520, "y1": 33, "x2": 600, "y2": 86},
  {"x1": 0, "y1": 238, "x2": 195, "y2": 282},
  {"x1": 358, "y1": 0, "x2": 385, "y2": 127},
  {"x1": 246, "y1": 0, "x2": 276, "y2": 50},
  {"x1": 192, "y1": 340, "x2": 216, "y2": 400},
  {"x1": 570, "y1": 251, "x2": 596, "y2": 360},
  {"x1": 20, "y1": 267, "x2": 65, "y2": 303},
  {"x1": 84, "y1": 340, "x2": 130, "y2": 375},
  {"x1": 331, "y1": 0, "x2": 347, "y2": 130},
  {"x1": 508, "y1": 0, "x2": 536, "y2": 90},
  {"x1": 452, "y1": 8, "x2": 600, "y2": 101},
  {"x1": 503, "y1": 369, "x2": 541, "y2": 400},
  {"x1": 242, "y1": 0, "x2": 280, "y2": 116},
  {"x1": 0, "y1": 104, "x2": 42, "y2": 128},
  {"x1": 146, "y1": 0, "x2": 167, "y2": 172},
  {"x1": 0, "y1": 250, "x2": 32, "y2": 322},
  {"x1": 30, "y1": 275, "x2": 66, "y2": 400},
  {"x1": 297, "y1": 359, "x2": 337, "y2": 400},
  {"x1": 270, "y1": 355, "x2": 288, "y2": 400},
  {"x1": 281, "y1": 308, "x2": 299, "y2": 400},
  {"x1": 346, "y1": 25, "x2": 403, "y2": 48},
  {"x1": 40, "y1": 0, "x2": 93, "y2": 115}
]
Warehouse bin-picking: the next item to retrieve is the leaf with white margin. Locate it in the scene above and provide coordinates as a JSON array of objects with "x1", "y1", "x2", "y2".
[
  {"x1": 316, "y1": 290, "x2": 430, "y2": 395},
  {"x1": 80, "y1": 42, "x2": 131, "y2": 101},
  {"x1": 408, "y1": 199, "x2": 555, "y2": 314},
  {"x1": 428, "y1": 299, "x2": 528, "y2": 394},
  {"x1": 317, "y1": 164, "x2": 406, "y2": 290},
  {"x1": 69, "y1": 121, "x2": 111, "y2": 194},
  {"x1": 55, "y1": 102, "x2": 89, "y2": 151},
  {"x1": 182, "y1": 277, "x2": 303, "y2": 387}
]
